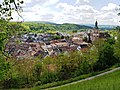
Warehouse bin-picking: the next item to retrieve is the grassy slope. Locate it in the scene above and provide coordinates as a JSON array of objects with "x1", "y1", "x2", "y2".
[{"x1": 52, "y1": 69, "x2": 120, "y2": 90}]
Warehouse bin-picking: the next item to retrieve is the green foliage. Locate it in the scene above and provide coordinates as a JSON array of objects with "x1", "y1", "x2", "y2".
[
  {"x1": 34, "y1": 81, "x2": 42, "y2": 87},
  {"x1": 0, "y1": 1, "x2": 25, "y2": 88},
  {"x1": 23, "y1": 22, "x2": 92, "y2": 33},
  {"x1": 72, "y1": 30, "x2": 77, "y2": 33},
  {"x1": 0, "y1": 20, "x2": 29, "y2": 56},
  {"x1": 34, "y1": 73, "x2": 93, "y2": 90},
  {"x1": 40, "y1": 71, "x2": 58, "y2": 84},
  {"x1": 115, "y1": 26, "x2": 120, "y2": 33},
  {"x1": 33, "y1": 64, "x2": 119, "y2": 90},
  {"x1": 114, "y1": 33, "x2": 120, "y2": 61},
  {"x1": 53, "y1": 35, "x2": 62, "y2": 40},
  {"x1": 0, "y1": 55, "x2": 11, "y2": 81},
  {"x1": 94, "y1": 42, "x2": 116, "y2": 71},
  {"x1": 33, "y1": 62, "x2": 42, "y2": 81},
  {"x1": 106, "y1": 38, "x2": 115, "y2": 45}
]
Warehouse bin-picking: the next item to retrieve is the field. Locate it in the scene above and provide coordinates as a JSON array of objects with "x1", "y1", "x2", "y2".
[{"x1": 51, "y1": 69, "x2": 120, "y2": 90}]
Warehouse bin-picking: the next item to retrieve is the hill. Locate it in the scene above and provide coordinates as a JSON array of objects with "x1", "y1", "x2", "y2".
[
  {"x1": 23, "y1": 21, "x2": 116, "y2": 32},
  {"x1": 23, "y1": 22, "x2": 93, "y2": 32}
]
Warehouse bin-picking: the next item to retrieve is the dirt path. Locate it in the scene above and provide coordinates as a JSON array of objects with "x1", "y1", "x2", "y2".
[{"x1": 46, "y1": 67, "x2": 120, "y2": 90}]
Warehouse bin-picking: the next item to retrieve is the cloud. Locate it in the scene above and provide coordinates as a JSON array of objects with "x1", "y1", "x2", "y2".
[
  {"x1": 55, "y1": 2, "x2": 98, "y2": 24},
  {"x1": 99, "y1": 3, "x2": 120, "y2": 25},
  {"x1": 75, "y1": 0, "x2": 89, "y2": 5},
  {"x1": 55, "y1": 2, "x2": 120, "y2": 25},
  {"x1": 56, "y1": 3, "x2": 96, "y2": 14},
  {"x1": 44, "y1": 0, "x2": 59, "y2": 6},
  {"x1": 24, "y1": 0, "x2": 59, "y2": 7},
  {"x1": 96, "y1": 11, "x2": 120, "y2": 25},
  {"x1": 10, "y1": 0, "x2": 120, "y2": 25},
  {"x1": 101, "y1": 3, "x2": 119, "y2": 11},
  {"x1": 41, "y1": 14, "x2": 54, "y2": 20}
]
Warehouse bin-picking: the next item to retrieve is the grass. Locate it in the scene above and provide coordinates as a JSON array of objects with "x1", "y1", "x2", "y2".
[
  {"x1": 51, "y1": 69, "x2": 120, "y2": 90},
  {"x1": 31, "y1": 64, "x2": 120, "y2": 90}
]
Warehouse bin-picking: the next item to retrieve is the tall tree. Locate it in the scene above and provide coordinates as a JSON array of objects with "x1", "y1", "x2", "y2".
[
  {"x1": 94, "y1": 42, "x2": 115, "y2": 71},
  {"x1": 0, "y1": 0, "x2": 24, "y2": 82},
  {"x1": 114, "y1": 32, "x2": 120, "y2": 61}
]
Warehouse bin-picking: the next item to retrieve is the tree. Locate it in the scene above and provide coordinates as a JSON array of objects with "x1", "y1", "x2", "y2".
[
  {"x1": 0, "y1": 0, "x2": 24, "y2": 55},
  {"x1": 114, "y1": 33, "x2": 120, "y2": 61},
  {"x1": 106, "y1": 38, "x2": 115, "y2": 45},
  {"x1": 0, "y1": 55, "x2": 11, "y2": 81},
  {"x1": 0, "y1": 0, "x2": 24, "y2": 20},
  {"x1": 33, "y1": 62, "x2": 42, "y2": 81},
  {"x1": 0, "y1": 0, "x2": 24, "y2": 86},
  {"x1": 93, "y1": 42, "x2": 116, "y2": 71}
]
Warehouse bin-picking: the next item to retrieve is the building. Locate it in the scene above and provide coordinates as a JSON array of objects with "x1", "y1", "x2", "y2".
[{"x1": 87, "y1": 20, "x2": 110, "y2": 43}]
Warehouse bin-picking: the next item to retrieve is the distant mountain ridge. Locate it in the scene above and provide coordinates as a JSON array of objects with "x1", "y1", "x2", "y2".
[
  {"x1": 25, "y1": 21, "x2": 57, "y2": 25},
  {"x1": 84, "y1": 24, "x2": 117, "y2": 30},
  {"x1": 24, "y1": 21, "x2": 117, "y2": 30}
]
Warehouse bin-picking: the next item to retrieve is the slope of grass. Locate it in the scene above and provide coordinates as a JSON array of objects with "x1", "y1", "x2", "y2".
[{"x1": 51, "y1": 69, "x2": 120, "y2": 90}]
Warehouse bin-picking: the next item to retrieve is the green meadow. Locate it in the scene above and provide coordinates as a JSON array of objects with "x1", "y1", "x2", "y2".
[{"x1": 51, "y1": 69, "x2": 120, "y2": 90}]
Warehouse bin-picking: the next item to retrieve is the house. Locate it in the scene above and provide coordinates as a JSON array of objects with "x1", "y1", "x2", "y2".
[
  {"x1": 99, "y1": 32, "x2": 111, "y2": 38},
  {"x1": 55, "y1": 42, "x2": 69, "y2": 47},
  {"x1": 59, "y1": 45, "x2": 78, "y2": 52},
  {"x1": 6, "y1": 42, "x2": 44, "y2": 59},
  {"x1": 34, "y1": 50, "x2": 48, "y2": 58},
  {"x1": 73, "y1": 42, "x2": 88, "y2": 49},
  {"x1": 50, "y1": 40, "x2": 59, "y2": 44},
  {"x1": 72, "y1": 37, "x2": 83, "y2": 42}
]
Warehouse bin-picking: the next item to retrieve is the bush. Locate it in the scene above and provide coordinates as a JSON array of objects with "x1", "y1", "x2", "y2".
[
  {"x1": 34, "y1": 81, "x2": 42, "y2": 87},
  {"x1": 40, "y1": 71, "x2": 58, "y2": 84},
  {"x1": 93, "y1": 42, "x2": 116, "y2": 71}
]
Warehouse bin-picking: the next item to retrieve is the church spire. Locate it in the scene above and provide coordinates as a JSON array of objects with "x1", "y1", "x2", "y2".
[{"x1": 95, "y1": 20, "x2": 99, "y2": 29}]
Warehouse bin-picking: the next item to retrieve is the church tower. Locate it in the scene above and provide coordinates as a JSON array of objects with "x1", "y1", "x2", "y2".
[
  {"x1": 94, "y1": 20, "x2": 99, "y2": 34},
  {"x1": 95, "y1": 20, "x2": 99, "y2": 29},
  {"x1": 87, "y1": 20, "x2": 100, "y2": 43}
]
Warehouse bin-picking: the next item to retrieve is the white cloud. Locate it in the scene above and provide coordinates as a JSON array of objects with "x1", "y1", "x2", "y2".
[
  {"x1": 10, "y1": 0, "x2": 120, "y2": 25},
  {"x1": 75, "y1": 0, "x2": 89, "y2": 5},
  {"x1": 24, "y1": 0, "x2": 59, "y2": 7},
  {"x1": 55, "y1": 2, "x2": 98, "y2": 24},
  {"x1": 101, "y1": 3, "x2": 119, "y2": 11},
  {"x1": 25, "y1": 0, "x2": 31, "y2": 3},
  {"x1": 44, "y1": 0, "x2": 59, "y2": 6},
  {"x1": 96, "y1": 11, "x2": 120, "y2": 25}
]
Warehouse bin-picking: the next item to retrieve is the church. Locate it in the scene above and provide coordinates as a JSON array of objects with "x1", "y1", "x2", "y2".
[{"x1": 87, "y1": 21, "x2": 111, "y2": 43}]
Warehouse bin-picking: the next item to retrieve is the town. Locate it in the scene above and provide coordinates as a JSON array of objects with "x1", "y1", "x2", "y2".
[
  {"x1": 0, "y1": 0, "x2": 120, "y2": 89},
  {"x1": 5, "y1": 21, "x2": 110, "y2": 59}
]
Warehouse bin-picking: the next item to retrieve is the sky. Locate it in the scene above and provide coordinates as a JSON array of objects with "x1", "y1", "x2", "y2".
[{"x1": 1, "y1": 0, "x2": 120, "y2": 25}]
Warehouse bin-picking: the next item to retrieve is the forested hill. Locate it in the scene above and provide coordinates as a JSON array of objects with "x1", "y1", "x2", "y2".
[
  {"x1": 58, "y1": 23, "x2": 93, "y2": 30},
  {"x1": 22, "y1": 21, "x2": 116, "y2": 32},
  {"x1": 23, "y1": 22, "x2": 93, "y2": 31}
]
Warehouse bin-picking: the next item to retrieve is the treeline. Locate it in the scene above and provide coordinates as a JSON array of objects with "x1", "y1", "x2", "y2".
[{"x1": 23, "y1": 22, "x2": 92, "y2": 32}]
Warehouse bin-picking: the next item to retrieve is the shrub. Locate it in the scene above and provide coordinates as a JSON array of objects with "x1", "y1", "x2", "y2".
[{"x1": 34, "y1": 81, "x2": 42, "y2": 87}]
